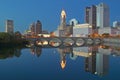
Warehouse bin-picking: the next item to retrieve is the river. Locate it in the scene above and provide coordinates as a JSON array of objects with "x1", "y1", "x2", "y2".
[{"x1": 0, "y1": 44, "x2": 120, "y2": 80}]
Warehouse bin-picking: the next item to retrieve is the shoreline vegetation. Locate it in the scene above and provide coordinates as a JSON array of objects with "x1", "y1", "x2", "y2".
[{"x1": 0, "y1": 32, "x2": 29, "y2": 47}]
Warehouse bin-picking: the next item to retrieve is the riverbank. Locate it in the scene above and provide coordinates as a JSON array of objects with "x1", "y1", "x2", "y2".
[{"x1": 0, "y1": 39, "x2": 29, "y2": 47}]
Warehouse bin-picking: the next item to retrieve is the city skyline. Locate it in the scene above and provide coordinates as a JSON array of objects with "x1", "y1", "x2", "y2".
[{"x1": 0, "y1": 0, "x2": 120, "y2": 33}]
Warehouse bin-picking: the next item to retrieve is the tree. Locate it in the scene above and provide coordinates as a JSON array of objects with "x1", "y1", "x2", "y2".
[
  {"x1": 0, "y1": 32, "x2": 13, "y2": 42},
  {"x1": 14, "y1": 31, "x2": 22, "y2": 39}
]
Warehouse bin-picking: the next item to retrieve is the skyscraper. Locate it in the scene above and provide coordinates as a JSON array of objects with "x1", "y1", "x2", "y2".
[
  {"x1": 30, "y1": 23, "x2": 35, "y2": 35},
  {"x1": 96, "y1": 3, "x2": 110, "y2": 28},
  {"x1": 5, "y1": 20, "x2": 14, "y2": 34},
  {"x1": 85, "y1": 7, "x2": 91, "y2": 24},
  {"x1": 58, "y1": 9, "x2": 67, "y2": 37},
  {"x1": 85, "y1": 5, "x2": 96, "y2": 29},
  {"x1": 36, "y1": 20, "x2": 42, "y2": 35},
  {"x1": 59, "y1": 9, "x2": 66, "y2": 30}
]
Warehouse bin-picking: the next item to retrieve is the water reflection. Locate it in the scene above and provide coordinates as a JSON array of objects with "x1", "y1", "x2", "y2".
[
  {"x1": 58, "y1": 48, "x2": 72, "y2": 69},
  {"x1": 30, "y1": 46, "x2": 42, "y2": 57},
  {"x1": 0, "y1": 44, "x2": 120, "y2": 77},
  {"x1": 57, "y1": 45, "x2": 110, "y2": 76},
  {"x1": 0, "y1": 47, "x2": 22, "y2": 59}
]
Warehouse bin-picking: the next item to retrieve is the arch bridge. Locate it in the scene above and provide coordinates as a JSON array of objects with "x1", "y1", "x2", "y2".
[{"x1": 28, "y1": 37, "x2": 102, "y2": 48}]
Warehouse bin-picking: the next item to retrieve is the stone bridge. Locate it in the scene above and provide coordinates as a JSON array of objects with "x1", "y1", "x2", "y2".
[{"x1": 28, "y1": 37, "x2": 102, "y2": 48}]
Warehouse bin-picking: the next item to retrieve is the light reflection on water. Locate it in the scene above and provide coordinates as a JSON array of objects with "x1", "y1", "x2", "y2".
[{"x1": 0, "y1": 44, "x2": 120, "y2": 80}]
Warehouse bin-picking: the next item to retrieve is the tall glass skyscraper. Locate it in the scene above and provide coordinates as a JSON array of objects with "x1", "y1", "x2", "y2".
[{"x1": 96, "y1": 3, "x2": 110, "y2": 28}]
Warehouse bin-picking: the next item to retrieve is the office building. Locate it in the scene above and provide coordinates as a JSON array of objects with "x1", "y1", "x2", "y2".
[
  {"x1": 5, "y1": 20, "x2": 14, "y2": 34},
  {"x1": 36, "y1": 20, "x2": 42, "y2": 35},
  {"x1": 85, "y1": 5, "x2": 96, "y2": 29},
  {"x1": 96, "y1": 3, "x2": 110, "y2": 28},
  {"x1": 73, "y1": 23, "x2": 92, "y2": 37}
]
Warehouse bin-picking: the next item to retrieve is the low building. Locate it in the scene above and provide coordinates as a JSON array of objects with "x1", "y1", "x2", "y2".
[
  {"x1": 38, "y1": 34, "x2": 50, "y2": 37},
  {"x1": 73, "y1": 23, "x2": 92, "y2": 37},
  {"x1": 98, "y1": 27, "x2": 118, "y2": 36},
  {"x1": 113, "y1": 21, "x2": 120, "y2": 28}
]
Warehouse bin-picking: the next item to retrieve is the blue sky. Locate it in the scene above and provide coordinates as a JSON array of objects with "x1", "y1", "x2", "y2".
[{"x1": 0, "y1": 0, "x2": 120, "y2": 33}]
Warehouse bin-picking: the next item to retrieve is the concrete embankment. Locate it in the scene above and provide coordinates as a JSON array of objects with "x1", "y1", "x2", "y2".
[{"x1": 103, "y1": 38, "x2": 120, "y2": 43}]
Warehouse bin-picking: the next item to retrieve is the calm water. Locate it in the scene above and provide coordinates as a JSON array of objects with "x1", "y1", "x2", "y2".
[{"x1": 0, "y1": 44, "x2": 120, "y2": 80}]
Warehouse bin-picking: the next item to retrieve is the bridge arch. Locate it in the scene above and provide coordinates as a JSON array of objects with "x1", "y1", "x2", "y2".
[
  {"x1": 49, "y1": 38, "x2": 62, "y2": 47},
  {"x1": 76, "y1": 38, "x2": 85, "y2": 46},
  {"x1": 63, "y1": 38, "x2": 74, "y2": 47}
]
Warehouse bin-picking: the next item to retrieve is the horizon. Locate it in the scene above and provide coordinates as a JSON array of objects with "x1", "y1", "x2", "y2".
[{"x1": 0, "y1": 0, "x2": 120, "y2": 33}]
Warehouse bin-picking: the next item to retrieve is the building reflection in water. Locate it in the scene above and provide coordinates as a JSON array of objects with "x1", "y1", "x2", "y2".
[
  {"x1": 57, "y1": 46, "x2": 110, "y2": 76},
  {"x1": 30, "y1": 47, "x2": 42, "y2": 57},
  {"x1": 57, "y1": 48, "x2": 73, "y2": 69},
  {"x1": 85, "y1": 46, "x2": 97, "y2": 74}
]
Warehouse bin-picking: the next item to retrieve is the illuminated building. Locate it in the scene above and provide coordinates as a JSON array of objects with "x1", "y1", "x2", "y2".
[
  {"x1": 73, "y1": 23, "x2": 92, "y2": 37},
  {"x1": 5, "y1": 20, "x2": 14, "y2": 34},
  {"x1": 57, "y1": 9, "x2": 73, "y2": 37},
  {"x1": 36, "y1": 20, "x2": 42, "y2": 35},
  {"x1": 96, "y1": 3, "x2": 110, "y2": 28},
  {"x1": 59, "y1": 9, "x2": 66, "y2": 30},
  {"x1": 58, "y1": 9, "x2": 67, "y2": 37}
]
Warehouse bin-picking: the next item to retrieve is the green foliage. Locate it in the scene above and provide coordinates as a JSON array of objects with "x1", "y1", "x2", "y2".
[
  {"x1": 0, "y1": 32, "x2": 28, "y2": 45},
  {"x1": 0, "y1": 32, "x2": 13, "y2": 42}
]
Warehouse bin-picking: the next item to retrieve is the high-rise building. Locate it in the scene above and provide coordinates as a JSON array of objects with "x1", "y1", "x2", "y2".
[
  {"x1": 30, "y1": 23, "x2": 35, "y2": 35},
  {"x1": 96, "y1": 3, "x2": 110, "y2": 28},
  {"x1": 85, "y1": 7, "x2": 91, "y2": 24},
  {"x1": 113, "y1": 21, "x2": 120, "y2": 27},
  {"x1": 59, "y1": 9, "x2": 66, "y2": 30},
  {"x1": 58, "y1": 9, "x2": 67, "y2": 37},
  {"x1": 85, "y1": 5, "x2": 96, "y2": 29},
  {"x1": 36, "y1": 20, "x2": 42, "y2": 35},
  {"x1": 5, "y1": 20, "x2": 14, "y2": 34}
]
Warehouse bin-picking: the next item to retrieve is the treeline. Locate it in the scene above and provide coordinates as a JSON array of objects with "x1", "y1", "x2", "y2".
[{"x1": 0, "y1": 31, "x2": 28, "y2": 46}]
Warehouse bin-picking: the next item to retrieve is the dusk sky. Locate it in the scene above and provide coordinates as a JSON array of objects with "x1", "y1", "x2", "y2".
[{"x1": 0, "y1": 0, "x2": 120, "y2": 33}]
